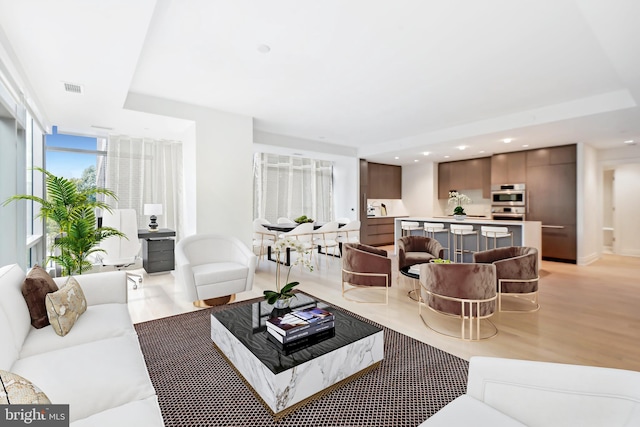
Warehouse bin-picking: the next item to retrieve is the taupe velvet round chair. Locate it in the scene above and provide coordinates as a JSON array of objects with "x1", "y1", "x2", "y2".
[
  {"x1": 419, "y1": 263, "x2": 497, "y2": 341},
  {"x1": 397, "y1": 236, "x2": 445, "y2": 270},
  {"x1": 341, "y1": 243, "x2": 392, "y2": 304},
  {"x1": 473, "y1": 246, "x2": 539, "y2": 312}
]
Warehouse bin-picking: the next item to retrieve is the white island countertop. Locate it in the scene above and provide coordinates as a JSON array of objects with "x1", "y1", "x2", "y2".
[{"x1": 394, "y1": 217, "x2": 541, "y2": 261}]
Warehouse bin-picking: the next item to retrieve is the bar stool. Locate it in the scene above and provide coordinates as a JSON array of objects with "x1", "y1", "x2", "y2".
[
  {"x1": 423, "y1": 222, "x2": 450, "y2": 260},
  {"x1": 401, "y1": 221, "x2": 422, "y2": 237},
  {"x1": 481, "y1": 226, "x2": 513, "y2": 250},
  {"x1": 450, "y1": 224, "x2": 478, "y2": 263}
]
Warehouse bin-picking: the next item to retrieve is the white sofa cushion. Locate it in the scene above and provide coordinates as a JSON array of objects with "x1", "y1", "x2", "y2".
[
  {"x1": 0, "y1": 308, "x2": 19, "y2": 371},
  {"x1": 419, "y1": 395, "x2": 525, "y2": 426},
  {"x1": 70, "y1": 395, "x2": 165, "y2": 427},
  {"x1": 192, "y1": 262, "x2": 249, "y2": 286},
  {"x1": 0, "y1": 264, "x2": 32, "y2": 351},
  {"x1": 19, "y1": 304, "x2": 136, "y2": 358},
  {"x1": 11, "y1": 334, "x2": 156, "y2": 423}
]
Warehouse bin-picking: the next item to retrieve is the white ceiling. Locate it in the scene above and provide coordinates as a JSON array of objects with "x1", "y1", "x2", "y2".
[{"x1": 0, "y1": 0, "x2": 639, "y2": 165}]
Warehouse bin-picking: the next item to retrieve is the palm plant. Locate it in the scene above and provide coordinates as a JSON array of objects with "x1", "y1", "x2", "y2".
[{"x1": 3, "y1": 167, "x2": 125, "y2": 275}]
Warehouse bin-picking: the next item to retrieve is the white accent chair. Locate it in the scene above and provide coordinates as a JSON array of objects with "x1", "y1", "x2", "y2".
[
  {"x1": 176, "y1": 234, "x2": 256, "y2": 306},
  {"x1": 336, "y1": 220, "x2": 361, "y2": 253},
  {"x1": 312, "y1": 221, "x2": 340, "y2": 266},
  {"x1": 450, "y1": 223, "x2": 478, "y2": 263},
  {"x1": 481, "y1": 226, "x2": 513, "y2": 249},
  {"x1": 252, "y1": 218, "x2": 277, "y2": 264},
  {"x1": 98, "y1": 208, "x2": 143, "y2": 289},
  {"x1": 335, "y1": 217, "x2": 352, "y2": 224},
  {"x1": 420, "y1": 356, "x2": 640, "y2": 426},
  {"x1": 401, "y1": 221, "x2": 422, "y2": 236}
]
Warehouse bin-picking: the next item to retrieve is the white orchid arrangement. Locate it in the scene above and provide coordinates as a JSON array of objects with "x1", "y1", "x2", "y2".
[
  {"x1": 264, "y1": 238, "x2": 314, "y2": 305},
  {"x1": 448, "y1": 191, "x2": 472, "y2": 215}
]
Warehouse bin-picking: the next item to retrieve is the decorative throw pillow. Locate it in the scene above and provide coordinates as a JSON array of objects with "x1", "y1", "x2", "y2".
[
  {"x1": 21, "y1": 265, "x2": 59, "y2": 329},
  {"x1": 0, "y1": 370, "x2": 50, "y2": 404},
  {"x1": 45, "y1": 276, "x2": 87, "y2": 337}
]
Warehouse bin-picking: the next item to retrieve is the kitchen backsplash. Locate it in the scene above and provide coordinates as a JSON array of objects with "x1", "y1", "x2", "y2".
[
  {"x1": 367, "y1": 199, "x2": 409, "y2": 217},
  {"x1": 435, "y1": 189, "x2": 492, "y2": 217}
]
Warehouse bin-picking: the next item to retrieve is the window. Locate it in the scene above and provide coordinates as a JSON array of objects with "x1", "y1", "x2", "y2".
[
  {"x1": 44, "y1": 128, "x2": 107, "y2": 259},
  {"x1": 253, "y1": 153, "x2": 334, "y2": 223}
]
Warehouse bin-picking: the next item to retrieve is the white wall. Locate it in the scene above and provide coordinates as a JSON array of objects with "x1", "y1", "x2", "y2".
[
  {"x1": 402, "y1": 161, "x2": 435, "y2": 216},
  {"x1": 577, "y1": 143, "x2": 600, "y2": 265},
  {"x1": 613, "y1": 164, "x2": 640, "y2": 256},
  {"x1": 125, "y1": 93, "x2": 254, "y2": 245}
]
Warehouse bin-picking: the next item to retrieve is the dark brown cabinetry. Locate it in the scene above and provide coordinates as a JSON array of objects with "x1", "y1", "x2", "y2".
[
  {"x1": 367, "y1": 162, "x2": 402, "y2": 199},
  {"x1": 525, "y1": 144, "x2": 576, "y2": 262},
  {"x1": 438, "y1": 157, "x2": 491, "y2": 199},
  {"x1": 491, "y1": 151, "x2": 526, "y2": 184},
  {"x1": 363, "y1": 217, "x2": 397, "y2": 246},
  {"x1": 359, "y1": 160, "x2": 402, "y2": 246}
]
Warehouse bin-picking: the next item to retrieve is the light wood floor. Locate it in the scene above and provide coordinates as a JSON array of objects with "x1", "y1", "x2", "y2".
[{"x1": 127, "y1": 250, "x2": 640, "y2": 372}]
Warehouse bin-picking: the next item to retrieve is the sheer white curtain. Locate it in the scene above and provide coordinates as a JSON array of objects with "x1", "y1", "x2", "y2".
[
  {"x1": 101, "y1": 136, "x2": 184, "y2": 238},
  {"x1": 253, "y1": 153, "x2": 333, "y2": 223}
]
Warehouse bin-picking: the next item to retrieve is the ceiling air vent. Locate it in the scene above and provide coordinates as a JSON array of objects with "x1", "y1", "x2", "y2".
[{"x1": 63, "y1": 82, "x2": 83, "y2": 94}]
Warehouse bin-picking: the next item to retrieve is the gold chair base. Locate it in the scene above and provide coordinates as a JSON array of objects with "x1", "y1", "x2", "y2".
[{"x1": 194, "y1": 294, "x2": 236, "y2": 308}]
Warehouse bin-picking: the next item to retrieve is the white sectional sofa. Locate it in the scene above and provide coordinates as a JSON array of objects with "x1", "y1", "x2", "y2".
[
  {"x1": 421, "y1": 356, "x2": 640, "y2": 427},
  {"x1": 0, "y1": 264, "x2": 164, "y2": 426}
]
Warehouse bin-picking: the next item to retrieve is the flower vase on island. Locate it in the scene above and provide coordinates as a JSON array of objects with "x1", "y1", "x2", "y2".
[{"x1": 448, "y1": 191, "x2": 472, "y2": 220}]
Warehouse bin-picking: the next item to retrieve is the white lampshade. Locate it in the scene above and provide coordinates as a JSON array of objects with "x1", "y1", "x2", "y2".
[{"x1": 144, "y1": 204, "x2": 163, "y2": 216}]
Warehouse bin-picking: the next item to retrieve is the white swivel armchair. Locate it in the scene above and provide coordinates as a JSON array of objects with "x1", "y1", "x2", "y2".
[
  {"x1": 176, "y1": 234, "x2": 256, "y2": 307},
  {"x1": 99, "y1": 208, "x2": 143, "y2": 289},
  {"x1": 421, "y1": 356, "x2": 640, "y2": 426}
]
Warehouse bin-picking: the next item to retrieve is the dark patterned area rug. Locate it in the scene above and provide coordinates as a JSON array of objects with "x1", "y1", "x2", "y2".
[{"x1": 134, "y1": 295, "x2": 468, "y2": 427}]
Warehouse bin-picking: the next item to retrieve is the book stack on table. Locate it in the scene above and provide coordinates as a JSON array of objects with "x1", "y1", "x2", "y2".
[{"x1": 266, "y1": 307, "x2": 335, "y2": 346}]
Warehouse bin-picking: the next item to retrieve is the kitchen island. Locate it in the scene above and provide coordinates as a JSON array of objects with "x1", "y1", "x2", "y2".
[{"x1": 394, "y1": 217, "x2": 541, "y2": 263}]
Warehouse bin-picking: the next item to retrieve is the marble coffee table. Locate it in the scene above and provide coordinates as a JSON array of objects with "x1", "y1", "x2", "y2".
[{"x1": 210, "y1": 294, "x2": 384, "y2": 418}]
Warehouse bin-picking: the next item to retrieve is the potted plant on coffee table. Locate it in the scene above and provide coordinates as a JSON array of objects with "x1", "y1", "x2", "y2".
[{"x1": 263, "y1": 238, "x2": 314, "y2": 308}]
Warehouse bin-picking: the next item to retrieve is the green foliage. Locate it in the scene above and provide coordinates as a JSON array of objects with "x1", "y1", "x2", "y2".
[
  {"x1": 263, "y1": 281, "x2": 300, "y2": 304},
  {"x1": 453, "y1": 206, "x2": 466, "y2": 215},
  {"x1": 294, "y1": 215, "x2": 314, "y2": 223},
  {"x1": 3, "y1": 167, "x2": 125, "y2": 276}
]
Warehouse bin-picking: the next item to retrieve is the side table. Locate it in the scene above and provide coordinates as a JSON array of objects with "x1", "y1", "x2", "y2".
[{"x1": 138, "y1": 228, "x2": 176, "y2": 274}]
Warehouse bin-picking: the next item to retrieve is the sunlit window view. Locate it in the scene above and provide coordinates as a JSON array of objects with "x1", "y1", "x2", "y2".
[{"x1": 44, "y1": 127, "x2": 107, "y2": 263}]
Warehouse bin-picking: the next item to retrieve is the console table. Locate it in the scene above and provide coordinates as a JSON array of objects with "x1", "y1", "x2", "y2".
[{"x1": 137, "y1": 228, "x2": 176, "y2": 274}]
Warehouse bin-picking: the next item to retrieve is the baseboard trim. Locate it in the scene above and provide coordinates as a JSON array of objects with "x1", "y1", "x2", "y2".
[{"x1": 578, "y1": 252, "x2": 601, "y2": 266}]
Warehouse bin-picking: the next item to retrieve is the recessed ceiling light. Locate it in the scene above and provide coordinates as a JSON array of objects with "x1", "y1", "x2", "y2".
[
  {"x1": 444, "y1": 155, "x2": 450, "y2": 158},
  {"x1": 522, "y1": 144, "x2": 529, "y2": 147},
  {"x1": 257, "y1": 44, "x2": 271, "y2": 54},
  {"x1": 503, "y1": 138, "x2": 512, "y2": 143},
  {"x1": 422, "y1": 151, "x2": 430, "y2": 156},
  {"x1": 479, "y1": 150, "x2": 485, "y2": 153},
  {"x1": 458, "y1": 146, "x2": 466, "y2": 151},
  {"x1": 414, "y1": 159, "x2": 419, "y2": 163},
  {"x1": 394, "y1": 156, "x2": 399, "y2": 160},
  {"x1": 624, "y1": 140, "x2": 634, "y2": 144}
]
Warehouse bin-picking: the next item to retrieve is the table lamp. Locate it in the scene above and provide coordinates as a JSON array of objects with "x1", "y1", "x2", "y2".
[{"x1": 144, "y1": 204, "x2": 163, "y2": 232}]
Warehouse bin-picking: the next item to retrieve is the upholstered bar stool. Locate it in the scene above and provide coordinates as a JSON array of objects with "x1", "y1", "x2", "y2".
[
  {"x1": 423, "y1": 222, "x2": 450, "y2": 260},
  {"x1": 401, "y1": 221, "x2": 422, "y2": 237},
  {"x1": 450, "y1": 224, "x2": 478, "y2": 263},
  {"x1": 481, "y1": 226, "x2": 513, "y2": 250}
]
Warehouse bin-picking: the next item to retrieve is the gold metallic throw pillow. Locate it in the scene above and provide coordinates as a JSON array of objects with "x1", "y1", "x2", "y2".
[
  {"x1": 45, "y1": 276, "x2": 87, "y2": 337},
  {"x1": 0, "y1": 370, "x2": 50, "y2": 404}
]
